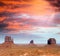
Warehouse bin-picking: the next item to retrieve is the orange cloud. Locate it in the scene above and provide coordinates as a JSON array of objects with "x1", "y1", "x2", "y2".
[
  {"x1": 0, "y1": 0, "x2": 54, "y2": 15},
  {"x1": 5, "y1": 22, "x2": 33, "y2": 32},
  {"x1": 0, "y1": 17, "x2": 6, "y2": 22},
  {"x1": 0, "y1": 0, "x2": 59, "y2": 34}
]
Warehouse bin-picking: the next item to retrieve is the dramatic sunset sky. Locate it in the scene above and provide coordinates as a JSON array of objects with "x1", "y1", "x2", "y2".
[{"x1": 0, "y1": 0, "x2": 60, "y2": 44}]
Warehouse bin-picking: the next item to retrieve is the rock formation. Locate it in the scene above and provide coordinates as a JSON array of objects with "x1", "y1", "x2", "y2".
[
  {"x1": 29, "y1": 40, "x2": 36, "y2": 46},
  {"x1": 30, "y1": 40, "x2": 34, "y2": 44},
  {"x1": 3, "y1": 36, "x2": 14, "y2": 48},
  {"x1": 47, "y1": 38, "x2": 56, "y2": 45},
  {"x1": 5, "y1": 36, "x2": 13, "y2": 43}
]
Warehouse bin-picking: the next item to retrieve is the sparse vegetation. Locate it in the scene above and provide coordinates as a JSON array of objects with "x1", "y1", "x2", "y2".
[{"x1": 0, "y1": 44, "x2": 60, "y2": 56}]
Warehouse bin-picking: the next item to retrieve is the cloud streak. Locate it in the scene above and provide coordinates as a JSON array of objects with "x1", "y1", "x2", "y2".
[
  {"x1": 45, "y1": 0, "x2": 60, "y2": 11},
  {"x1": 2, "y1": 0, "x2": 32, "y2": 2},
  {"x1": 0, "y1": 1, "x2": 31, "y2": 9},
  {"x1": 0, "y1": 0, "x2": 60, "y2": 34},
  {"x1": 0, "y1": 1, "x2": 7, "y2": 7},
  {"x1": 0, "y1": 11, "x2": 16, "y2": 17}
]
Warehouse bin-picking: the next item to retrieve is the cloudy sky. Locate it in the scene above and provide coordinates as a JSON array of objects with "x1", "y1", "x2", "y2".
[{"x1": 0, "y1": 0, "x2": 60, "y2": 44}]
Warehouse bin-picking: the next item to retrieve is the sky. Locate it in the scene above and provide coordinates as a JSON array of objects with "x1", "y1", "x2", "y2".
[{"x1": 0, "y1": 0, "x2": 60, "y2": 44}]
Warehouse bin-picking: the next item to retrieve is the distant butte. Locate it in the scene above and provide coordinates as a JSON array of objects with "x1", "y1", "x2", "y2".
[
  {"x1": 3, "y1": 36, "x2": 14, "y2": 48},
  {"x1": 47, "y1": 38, "x2": 56, "y2": 45}
]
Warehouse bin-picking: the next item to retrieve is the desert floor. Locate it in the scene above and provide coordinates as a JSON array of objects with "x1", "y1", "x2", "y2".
[{"x1": 0, "y1": 44, "x2": 60, "y2": 56}]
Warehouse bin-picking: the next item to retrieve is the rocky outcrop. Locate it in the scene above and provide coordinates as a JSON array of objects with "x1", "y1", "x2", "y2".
[
  {"x1": 47, "y1": 38, "x2": 56, "y2": 45},
  {"x1": 29, "y1": 40, "x2": 36, "y2": 46},
  {"x1": 30, "y1": 40, "x2": 34, "y2": 44},
  {"x1": 5, "y1": 36, "x2": 13, "y2": 44},
  {"x1": 3, "y1": 36, "x2": 14, "y2": 48}
]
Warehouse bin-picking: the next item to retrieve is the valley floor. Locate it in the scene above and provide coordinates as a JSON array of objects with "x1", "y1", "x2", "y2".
[{"x1": 0, "y1": 44, "x2": 60, "y2": 56}]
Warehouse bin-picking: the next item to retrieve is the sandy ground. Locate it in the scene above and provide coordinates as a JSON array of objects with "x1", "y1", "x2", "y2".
[{"x1": 0, "y1": 44, "x2": 60, "y2": 56}]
